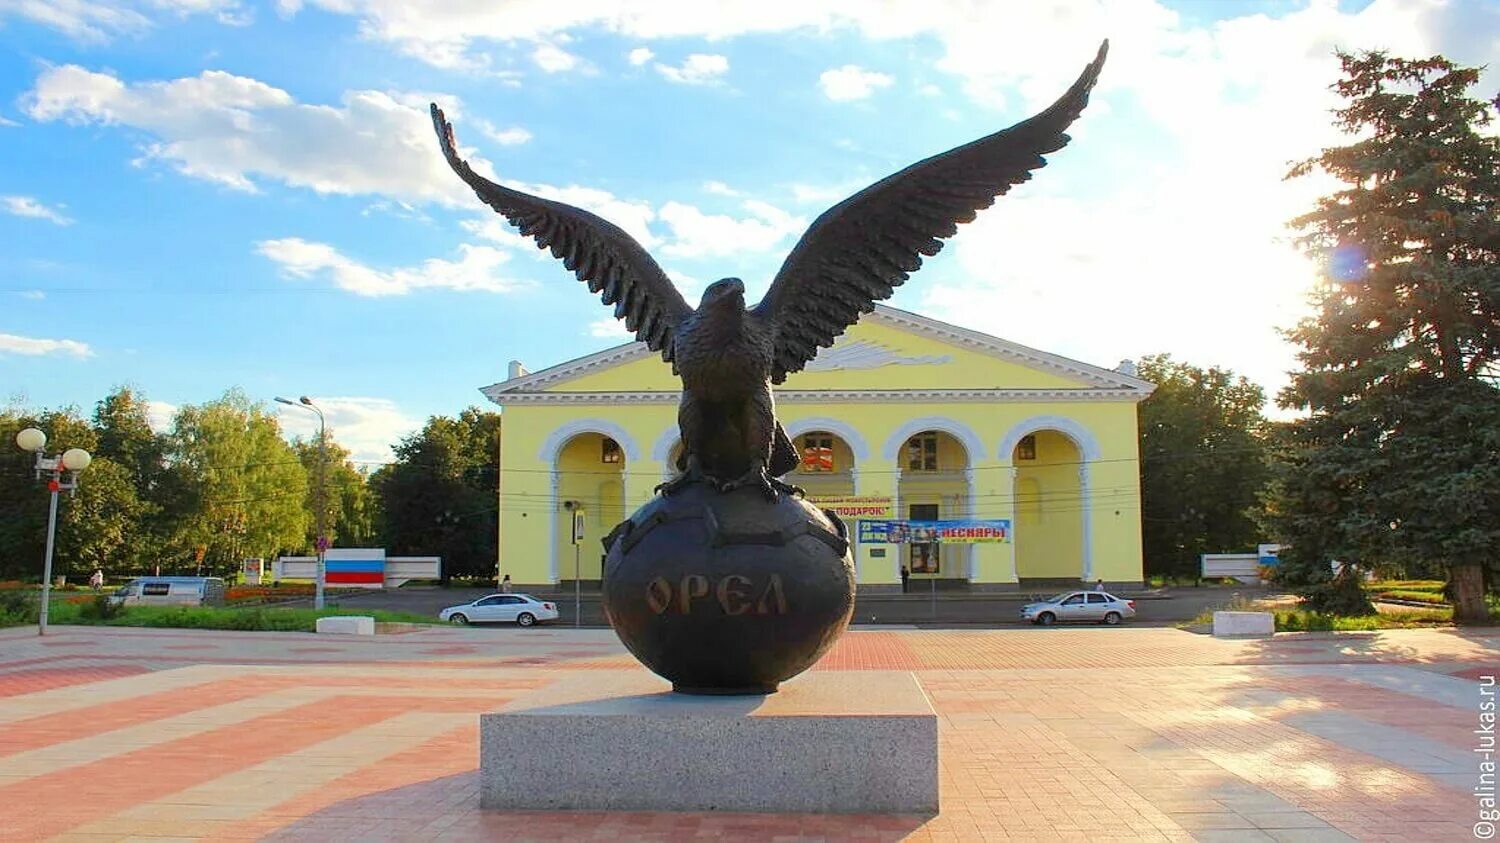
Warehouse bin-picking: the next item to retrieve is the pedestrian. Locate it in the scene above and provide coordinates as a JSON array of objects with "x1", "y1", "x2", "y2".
[
  {"x1": 89, "y1": 569, "x2": 104, "y2": 592},
  {"x1": 501, "y1": 574, "x2": 513, "y2": 594},
  {"x1": 1094, "y1": 578, "x2": 1105, "y2": 592},
  {"x1": 899, "y1": 565, "x2": 910, "y2": 594}
]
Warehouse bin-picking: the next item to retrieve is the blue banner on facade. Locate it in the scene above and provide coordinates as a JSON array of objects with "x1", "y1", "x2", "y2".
[{"x1": 857, "y1": 519, "x2": 1011, "y2": 544}]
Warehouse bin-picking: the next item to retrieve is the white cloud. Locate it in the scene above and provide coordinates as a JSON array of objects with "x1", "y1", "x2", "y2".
[
  {"x1": 17, "y1": 290, "x2": 45, "y2": 300},
  {"x1": 818, "y1": 65, "x2": 893, "y2": 101},
  {"x1": 532, "y1": 43, "x2": 580, "y2": 73},
  {"x1": 588, "y1": 318, "x2": 633, "y2": 339},
  {"x1": 274, "y1": 396, "x2": 420, "y2": 464},
  {"x1": 0, "y1": 332, "x2": 92, "y2": 358},
  {"x1": 512, "y1": 182, "x2": 660, "y2": 249},
  {"x1": 627, "y1": 47, "x2": 654, "y2": 66},
  {"x1": 257, "y1": 237, "x2": 529, "y2": 297},
  {"x1": 702, "y1": 180, "x2": 739, "y2": 197},
  {"x1": 476, "y1": 120, "x2": 531, "y2": 145},
  {"x1": 658, "y1": 199, "x2": 805, "y2": 259},
  {"x1": 0, "y1": 0, "x2": 242, "y2": 42},
  {"x1": 920, "y1": 184, "x2": 1317, "y2": 405},
  {"x1": 23, "y1": 65, "x2": 485, "y2": 206},
  {"x1": 461, "y1": 184, "x2": 659, "y2": 253},
  {"x1": 655, "y1": 53, "x2": 729, "y2": 85},
  {"x1": 459, "y1": 216, "x2": 533, "y2": 251},
  {"x1": 2, "y1": 195, "x2": 74, "y2": 225},
  {"x1": 145, "y1": 400, "x2": 177, "y2": 433},
  {"x1": 0, "y1": 0, "x2": 149, "y2": 41},
  {"x1": 789, "y1": 180, "x2": 865, "y2": 205}
]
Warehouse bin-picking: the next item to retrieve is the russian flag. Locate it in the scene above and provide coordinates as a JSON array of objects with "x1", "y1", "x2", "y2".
[{"x1": 324, "y1": 558, "x2": 385, "y2": 585}]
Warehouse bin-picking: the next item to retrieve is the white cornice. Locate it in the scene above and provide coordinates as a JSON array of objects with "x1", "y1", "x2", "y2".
[
  {"x1": 480, "y1": 304, "x2": 1155, "y2": 404},
  {"x1": 491, "y1": 388, "x2": 1149, "y2": 406}
]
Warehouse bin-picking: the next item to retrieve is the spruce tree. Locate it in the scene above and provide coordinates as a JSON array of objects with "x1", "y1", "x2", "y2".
[{"x1": 1272, "y1": 52, "x2": 1499, "y2": 623}]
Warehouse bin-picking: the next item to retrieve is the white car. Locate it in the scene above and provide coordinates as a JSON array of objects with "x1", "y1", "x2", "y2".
[
  {"x1": 440, "y1": 593, "x2": 559, "y2": 627},
  {"x1": 1021, "y1": 591, "x2": 1136, "y2": 625}
]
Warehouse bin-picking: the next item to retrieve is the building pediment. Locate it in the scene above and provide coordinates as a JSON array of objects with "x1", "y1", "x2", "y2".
[{"x1": 481, "y1": 305, "x2": 1153, "y2": 405}]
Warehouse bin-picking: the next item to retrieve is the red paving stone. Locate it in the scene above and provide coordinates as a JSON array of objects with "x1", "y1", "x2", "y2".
[
  {"x1": 814, "y1": 630, "x2": 921, "y2": 670},
  {"x1": 0, "y1": 625, "x2": 1489, "y2": 840},
  {"x1": 0, "y1": 694, "x2": 498, "y2": 840},
  {"x1": 0, "y1": 664, "x2": 149, "y2": 698}
]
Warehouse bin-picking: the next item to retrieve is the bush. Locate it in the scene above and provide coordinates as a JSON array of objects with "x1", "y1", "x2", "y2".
[
  {"x1": 0, "y1": 589, "x2": 38, "y2": 627},
  {"x1": 77, "y1": 595, "x2": 124, "y2": 621},
  {"x1": 1301, "y1": 568, "x2": 1376, "y2": 615}
]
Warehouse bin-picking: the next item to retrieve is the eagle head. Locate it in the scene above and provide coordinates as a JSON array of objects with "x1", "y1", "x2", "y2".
[{"x1": 700, "y1": 277, "x2": 745, "y2": 310}]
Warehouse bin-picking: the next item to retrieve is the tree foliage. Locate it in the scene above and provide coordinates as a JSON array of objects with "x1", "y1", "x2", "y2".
[
  {"x1": 1270, "y1": 51, "x2": 1499, "y2": 622},
  {"x1": 1137, "y1": 355, "x2": 1270, "y2": 580},
  {"x1": 0, "y1": 408, "x2": 98, "y2": 580},
  {"x1": 163, "y1": 390, "x2": 310, "y2": 577},
  {"x1": 294, "y1": 438, "x2": 377, "y2": 548},
  {"x1": 371, "y1": 407, "x2": 499, "y2": 582}
]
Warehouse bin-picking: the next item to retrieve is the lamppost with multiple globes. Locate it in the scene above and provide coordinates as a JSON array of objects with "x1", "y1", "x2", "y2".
[
  {"x1": 14, "y1": 428, "x2": 91, "y2": 636},
  {"x1": 275, "y1": 396, "x2": 328, "y2": 610}
]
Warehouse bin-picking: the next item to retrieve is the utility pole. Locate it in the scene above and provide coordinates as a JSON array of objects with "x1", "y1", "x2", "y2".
[
  {"x1": 276, "y1": 396, "x2": 328, "y2": 609},
  {"x1": 14, "y1": 428, "x2": 92, "y2": 636}
]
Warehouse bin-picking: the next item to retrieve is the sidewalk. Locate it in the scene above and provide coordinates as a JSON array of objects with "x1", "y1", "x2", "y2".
[{"x1": 0, "y1": 625, "x2": 1494, "y2": 840}]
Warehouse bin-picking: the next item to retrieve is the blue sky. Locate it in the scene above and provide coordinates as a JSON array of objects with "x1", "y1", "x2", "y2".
[{"x1": 2, "y1": 0, "x2": 1495, "y2": 462}]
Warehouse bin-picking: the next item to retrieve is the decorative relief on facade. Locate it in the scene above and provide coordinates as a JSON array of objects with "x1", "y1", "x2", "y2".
[{"x1": 804, "y1": 340, "x2": 952, "y2": 372}]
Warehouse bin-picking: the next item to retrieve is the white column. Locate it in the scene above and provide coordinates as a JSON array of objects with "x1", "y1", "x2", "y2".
[
  {"x1": 1079, "y1": 463, "x2": 1093, "y2": 582},
  {"x1": 964, "y1": 467, "x2": 977, "y2": 580},
  {"x1": 548, "y1": 472, "x2": 561, "y2": 583},
  {"x1": 1009, "y1": 466, "x2": 1020, "y2": 583},
  {"x1": 848, "y1": 468, "x2": 861, "y2": 581}
]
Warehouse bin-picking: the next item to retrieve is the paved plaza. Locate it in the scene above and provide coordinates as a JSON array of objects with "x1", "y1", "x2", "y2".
[{"x1": 0, "y1": 623, "x2": 1493, "y2": 841}]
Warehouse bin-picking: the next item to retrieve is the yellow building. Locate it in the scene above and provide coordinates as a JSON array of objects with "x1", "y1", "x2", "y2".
[{"x1": 482, "y1": 306, "x2": 1153, "y2": 591}]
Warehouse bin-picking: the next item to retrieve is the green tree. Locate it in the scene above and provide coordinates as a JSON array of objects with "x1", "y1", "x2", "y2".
[
  {"x1": 294, "y1": 438, "x2": 377, "y2": 548},
  {"x1": 1137, "y1": 355, "x2": 1270, "y2": 581},
  {"x1": 90, "y1": 387, "x2": 169, "y2": 574},
  {"x1": 371, "y1": 408, "x2": 499, "y2": 582},
  {"x1": 0, "y1": 408, "x2": 98, "y2": 581},
  {"x1": 164, "y1": 390, "x2": 310, "y2": 576},
  {"x1": 1270, "y1": 51, "x2": 1499, "y2": 622},
  {"x1": 57, "y1": 456, "x2": 146, "y2": 579}
]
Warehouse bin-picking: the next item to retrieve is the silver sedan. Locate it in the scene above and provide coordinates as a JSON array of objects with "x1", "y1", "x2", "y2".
[{"x1": 1021, "y1": 591, "x2": 1136, "y2": 625}]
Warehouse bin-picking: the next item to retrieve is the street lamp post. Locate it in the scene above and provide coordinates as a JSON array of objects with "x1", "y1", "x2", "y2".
[
  {"x1": 276, "y1": 396, "x2": 328, "y2": 611},
  {"x1": 14, "y1": 428, "x2": 91, "y2": 636}
]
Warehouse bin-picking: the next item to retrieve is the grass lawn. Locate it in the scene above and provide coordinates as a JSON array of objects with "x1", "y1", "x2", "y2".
[
  {"x1": 36, "y1": 599, "x2": 436, "y2": 632},
  {"x1": 1181, "y1": 591, "x2": 1465, "y2": 631}
]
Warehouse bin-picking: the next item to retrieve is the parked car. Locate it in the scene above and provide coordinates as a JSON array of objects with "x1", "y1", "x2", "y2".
[
  {"x1": 1021, "y1": 591, "x2": 1135, "y2": 625},
  {"x1": 440, "y1": 593, "x2": 559, "y2": 627},
  {"x1": 110, "y1": 576, "x2": 226, "y2": 608}
]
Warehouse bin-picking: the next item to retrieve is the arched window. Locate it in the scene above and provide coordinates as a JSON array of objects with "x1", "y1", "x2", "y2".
[
  {"x1": 798, "y1": 432, "x2": 835, "y2": 472},
  {"x1": 904, "y1": 431, "x2": 938, "y2": 472}
]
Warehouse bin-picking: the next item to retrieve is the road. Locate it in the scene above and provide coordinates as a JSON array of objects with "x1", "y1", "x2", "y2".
[{"x1": 300, "y1": 583, "x2": 1275, "y2": 628}]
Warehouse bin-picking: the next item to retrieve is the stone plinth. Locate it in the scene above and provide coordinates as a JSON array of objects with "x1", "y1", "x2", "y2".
[
  {"x1": 315, "y1": 616, "x2": 375, "y2": 635},
  {"x1": 480, "y1": 670, "x2": 937, "y2": 814},
  {"x1": 1213, "y1": 611, "x2": 1274, "y2": 637}
]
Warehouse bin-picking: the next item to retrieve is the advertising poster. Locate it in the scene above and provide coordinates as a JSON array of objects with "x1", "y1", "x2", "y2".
[
  {"x1": 807, "y1": 495, "x2": 895, "y2": 519},
  {"x1": 858, "y1": 519, "x2": 1011, "y2": 544}
]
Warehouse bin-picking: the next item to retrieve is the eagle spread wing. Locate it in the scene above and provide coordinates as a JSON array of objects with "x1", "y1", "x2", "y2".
[
  {"x1": 431, "y1": 105, "x2": 693, "y2": 361},
  {"x1": 752, "y1": 41, "x2": 1108, "y2": 384}
]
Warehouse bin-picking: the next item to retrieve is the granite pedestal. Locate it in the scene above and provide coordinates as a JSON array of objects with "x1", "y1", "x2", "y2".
[
  {"x1": 1213, "y1": 610, "x2": 1275, "y2": 637},
  {"x1": 480, "y1": 670, "x2": 937, "y2": 813}
]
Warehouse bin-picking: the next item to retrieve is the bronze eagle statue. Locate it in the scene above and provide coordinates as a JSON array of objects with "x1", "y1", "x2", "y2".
[{"x1": 432, "y1": 41, "x2": 1106, "y2": 500}]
